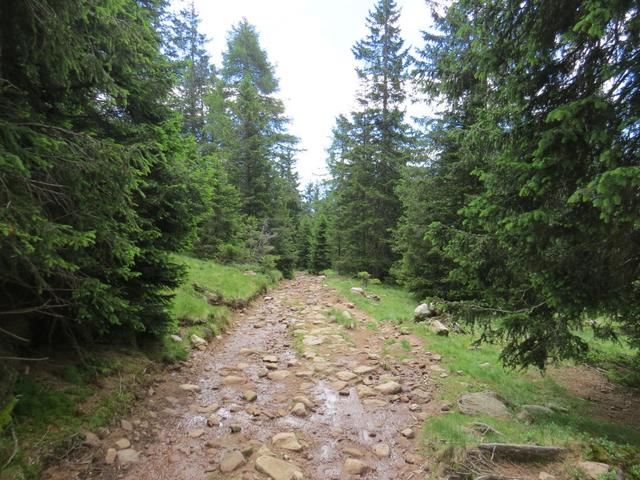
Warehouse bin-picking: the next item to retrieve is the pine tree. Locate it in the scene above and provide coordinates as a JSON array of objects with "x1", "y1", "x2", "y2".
[
  {"x1": 327, "y1": 0, "x2": 413, "y2": 278},
  {"x1": 311, "y1": 216, "x2": 331, "y2": 274}
]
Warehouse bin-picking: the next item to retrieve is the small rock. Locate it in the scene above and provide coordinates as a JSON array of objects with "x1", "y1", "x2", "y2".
[
  {"x1": 267, "y1": 370, "x2": 291, "y2": 381},
  {"x1": 576, "y1": 461, "x2": 610, "y2": 479},
  {"x1": 116, "y1": 448, "x2": 140, "y2": 465},
  {"x1": 373, "y1": 444, "x2": 390, "y2": 458},
  {"x1": 179, "y1": 383, "x2": 200, "y2": 392},
  {"x1": 189, "y1": 429, "x2": 205, "y2": 438},
  {"x1": 169, "y1": 334, "x2": 182, "y2": 342},
  {"x1": 190, "y1": 334, "x2": 206, "y2": 346},
  {"x1": 255, "y1": 455, "x2": 304, "y2": 480},
  {"x1": 206, "y1": 414, "x2": 220, "y2": 427},
  {"x1": 401, "y1": 428, "x2": 415, "y2": 439},
  {"x1": 343, "y1": 458, "x2": 368, "y2": 475},
  {"x1": 343, "y1": 447, "x2": 364, "y2": 458},
  {"x1": 229, "y1": 424, "x2": 242, "y2": 433},
  {"x1": 115, "y1": 438, "x2": 131, "y2": 450},
  {"x1": 292, "y1": 395, "x2": 314, "y2": 408},
  {"x1": 414, "y1": 303, "x2": 437, "y2": 320},
  {"x1": 272, "y1": 432, "x2": 303, "y2": 452},
  {"x1": 353, "y1": 365, "x2": 376, "y2": 375},
  {"x1": 243, "y1": 390, "x2": 258, "y2": 402},
  {"x1": 363, "y1": 399, "x2": 387, "y2": 408},
  {"x1": 356, "y1": 385, "x2": 376, "y2": 398},
  {"x1": 350, "y1": 287, "x2": 365, "y2": 296},
  {"x1": 219, "y1": 450, "x2": 246, "y2": 473},
  {"x1": 105, "y1": 448, "x2": 117, "y2": 464},
  {"x1": 336, "y1": 371, "x2": 357, "y2": 382},
  {"x1": 330, "y1": 380, "x2": 349, "y2": 391},
  {"x1": 374, "y1": 381, "x2": 402, "y2": 394},
  {"x1": 121, "y1": 419, "x2": 133, "y2": 431},
  {"x1": 409, "y1": 403, "x2": 420, "y2": 412},
  {"x1": 430, "y1": 320, "x2": 449, "y2": 336},
  {"x1": 404, "y1": 453, "x2": 423, "y2": 464},
  {"x1": 222, "y1": 375, "x2": 245, "y2": 385},
  {"x1": 539, "y1": 473, "x2": 556, "y2": 480},
  {"x1": 291, "y1": 402, "x2": 307, "y2": 417},
  {"x1": 83, "y1": 431, "x2": 101, "y2": 448},
  {"x1": 263, "y1": 355, "x2": 279, "y2": 363},
  {"x1": 479, "y1": 362, "x2": 491, "y2": 368}
]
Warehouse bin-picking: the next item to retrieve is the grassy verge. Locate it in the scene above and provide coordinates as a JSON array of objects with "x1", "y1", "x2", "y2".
[
  {"x1": 0, "y1": 256, "x2": 280, "y2": 479},
  {"x1": 324, "y1": 272, "x2": 640, "y2": 477}
]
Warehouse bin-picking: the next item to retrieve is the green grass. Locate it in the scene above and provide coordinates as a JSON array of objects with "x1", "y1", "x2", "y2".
[{"x1": 325, "y1": 272, "x2": 640, "y2": 473}]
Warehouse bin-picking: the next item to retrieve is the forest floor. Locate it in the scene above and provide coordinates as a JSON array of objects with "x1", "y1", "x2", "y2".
[{"x1": 37, "y1": 272, "x2": 640, "y2": 480}]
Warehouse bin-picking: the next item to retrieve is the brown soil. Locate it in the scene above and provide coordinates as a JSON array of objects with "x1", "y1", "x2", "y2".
[{"x1": 44, "y1": 274, "x2": 443, "y2": 479}]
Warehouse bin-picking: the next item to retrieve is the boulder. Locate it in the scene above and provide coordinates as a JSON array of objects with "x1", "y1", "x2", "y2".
[
  {"x1": 414, "y1": 303, "x2": 437, "y2": 320},
  {"x1": 576, "y1": 461, "x2": 610, "y2": 479},
  {"x1": 430, "y1": 320, "x2": 449, "y2": 336},
  {"x1": 458, "y1": 392, "x2": 510, "y2": 418}
]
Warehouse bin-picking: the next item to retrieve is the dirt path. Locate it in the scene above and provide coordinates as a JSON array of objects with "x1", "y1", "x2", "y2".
[{"x1": 48, "y1": 274, "x2": 444, "y2": 480}]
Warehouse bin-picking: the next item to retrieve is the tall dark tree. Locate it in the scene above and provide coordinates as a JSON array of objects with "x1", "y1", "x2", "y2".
[
  {"x1": 168, "y1": 2, "x2": 213, "y2": 141},
  {"x1": 399, "y1": 0, "x2": 640, "y2": 368},
  {"x1": 328, "y1": 0, "x2": 413, "y2": 278}
]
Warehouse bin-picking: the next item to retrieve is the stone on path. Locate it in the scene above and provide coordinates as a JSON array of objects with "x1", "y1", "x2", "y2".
[
  {"x1": 356, "y1": 385, "x2": 376, "y2": 398},
  {"x1": 363, "y1": 399, "x2": 387, "y2": 408},
  {"x1": 374, "y1": 381, "x2": 402, "y2": 394},
  {"x1": 458, "y1": 391, "x2": 510, "y2": 418},
  {"x1": 303, "y1": 335, "x2": 324, "y2": 346},
  {"x1": 576, "y1": 461, "x2": 610, "y2": 479},
  {"x1": 115, "y1": 438, "x2": 131, "y2": 450},
  {"x1": 372, "y1": 444, "x2": 390, "y2": 458},
  {"x1": 343, "y1": 447, "x2": 364, "y2": 458},
  {"x1": 343, "y1": 458, "x2": 368, "y2": 475},
  {"x1": 335, "y1": 371, "x2": 357, "y2": 381},
  {"x1": 268, "y1": 370, "x2": 290, "y2": 381},
  {"x1": 243, "y1": 390, "x2": 257, "y2": 402},
  {"x1": 189, "y1": 429, "x2": 205, "y2": 438},
  {"x1": 116, "y1": 448, "x2": 140, "y2": 465},
  {"x1": 255, "y1": 455, "x2": 304, "y2": 480},
  {"x1": 222, "y1": 375, "x2": 245, "y2": 385},
  {"x1": 272, "y1": 432, "x2": 303, "y2": 452},
  {"x1": 401, "y1": 428, "x2": 415, "y2": 439},
  {"x1": 292, "y1": 395, "x2": 314, "y2": 408},
  {"x1": 206, "y1": 414, "x2": 220, "y2": 427},
  {"x1": 262, "y1": 355, "x2": 279, "y2": 363},
  {"x1": 353, "y1": 365, "x2": 376, "y2": 374},
  {"x1": 291, "y1": 402, "x2": 307, "y2": 417},
  {"x1": 219, "y1": 451, "x2": 245, "y2": 473},
  {"x1": 179, "y1": 383, "x2": 200, "y2": 392},
  {"x1": 105, "y1": 448, "x2": 117, "y2": 465},
  {"x1": 330, "y1": 380, "x2": 348, "y2": 391}
]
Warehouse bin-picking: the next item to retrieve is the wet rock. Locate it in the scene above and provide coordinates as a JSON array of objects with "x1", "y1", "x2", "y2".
[
  {"x1": 401, "y1": 428, "x2": 415, "y2": 439},
  {"x1": 267, "y1": 370, "x2": 290, "y2": 381},
  {"x1": 115, "y1": 438, "x2": 131, "y2": 450},
  {"x1": 363, "y1": 399, "x2": 387, "y2": 408},
  {"x1": 458, "y1": 391, "x2": 510, "y2": 418},
  {"x1": 353, "y1": 365, "x2": 376, "y2": 375},
  {"x1": 576, "y1": 461, "x2": 610, "y2": 479},
  {"x1": 255, "y1": 455, "x2": 304, "y2": 480},
  {"x1": 219, "y1": 450, "x2": 246, "y2": 473},
  {"x1": 189, "y1": 429, "x2": 205, "y2": 438},
  {"x1": 272, "y1": 432, "x2": 303, "y2": 452},
  {"x1": 374, "y1": 381, "x2": 402, "y2": 394},
  {"x1": 430, "y1": 320, "x2": 449, "y2": 336},
  {"x1": 179, "y1": 383, "x2": 201, "y2": 392},
  {"x1": 222, "y1": 375, "x2": 245, "y2": 385},
  {"x1": 116, "y1": 448, "x2": 140, "y2": 465},
  {"x1": 206, "y1": 414, "x2": 220, "y2": 427},
  {"x1": 291, "y1": 402, "x2": 307, "y2": 417},
  {"x1": 335, "y1": 371, "x2": 357, "y2": 382},
  {"x1": 343, "y1": 458, "x2": 368, "y2": 475},
  {"x1": 372, "y1": 444, "x2": 390, "y2": 458},
  {"x1": 243, "y1": 390, "x2": 258, "y2": 402},
  {"x1": 105, "y1": 448, "x2": 117, "y2": 464},
  {"x1": 356, "y1": 385, "x2": 376, "y2": 398}
]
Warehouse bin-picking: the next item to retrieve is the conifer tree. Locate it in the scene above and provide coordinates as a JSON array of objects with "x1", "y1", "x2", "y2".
[{"x1": 327, "y1": 0, "x2": 413, "y2": 278}]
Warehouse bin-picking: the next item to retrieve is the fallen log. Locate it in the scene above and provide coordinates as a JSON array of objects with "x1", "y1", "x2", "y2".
[{"x1": 478, "y1": 443, "x2": 568, "y2": 461}]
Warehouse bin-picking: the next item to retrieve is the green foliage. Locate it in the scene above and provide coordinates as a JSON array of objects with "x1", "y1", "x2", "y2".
[
  {"x1": 394, "y1": 0, "x2": 640, "y2": 368},
  {"x1": 310, "y1": 216, "x2": 331, "y2": 274},
  {"x1": 326, "y1": 0, "x2": 415, "y2": 278},
  {"x1": 356, "y1": 271, "x2": 371, "y2": 288}
]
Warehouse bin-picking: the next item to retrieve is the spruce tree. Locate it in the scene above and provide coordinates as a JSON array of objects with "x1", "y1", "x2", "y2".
[{"x1": 327, "y1": 0, "x2": 413, "y2": 278}]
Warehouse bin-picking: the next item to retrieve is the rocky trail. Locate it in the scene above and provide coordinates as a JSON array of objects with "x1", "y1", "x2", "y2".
[{"x1": 55, "y1": 274, "x2": 446, "y2": 480}]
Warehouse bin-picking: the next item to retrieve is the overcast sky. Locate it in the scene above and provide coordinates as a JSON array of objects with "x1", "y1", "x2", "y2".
[{"x1": 181, "y1": 0, "x2": 433, "y2": 185}]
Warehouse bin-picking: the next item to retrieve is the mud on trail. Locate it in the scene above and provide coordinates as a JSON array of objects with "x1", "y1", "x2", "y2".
[{"x1": 48, "y1": 274, "x2": 443, "y2": 480}]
